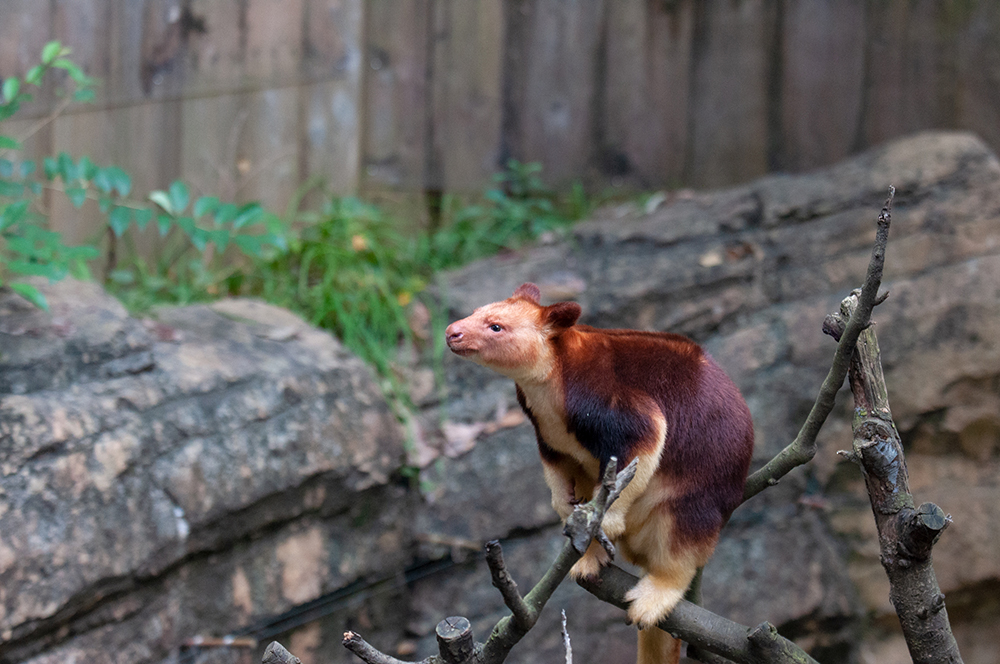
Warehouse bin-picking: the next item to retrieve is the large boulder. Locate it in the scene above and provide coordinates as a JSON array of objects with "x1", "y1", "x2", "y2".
[
  {"x1": 428, "y1": 130, "x2": 1000, "y2": 663},
  {"x1": 0, "y1": 282, "x2": 406, "y2": 663}
]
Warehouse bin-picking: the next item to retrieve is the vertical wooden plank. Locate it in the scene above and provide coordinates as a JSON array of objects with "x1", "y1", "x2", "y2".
[
  {"x1": 299, "y1": 0, "x2": 365, "y2": 196},
  {"x1": 855, "y1": 0, "x2": 959, "y2": 150},
  {"x1": 685, "y1": 0, "x2": 775, "y2": 188},
  {"x1": 602, "y1": 0, "x2": 694, "y2": 188},
  {"x1": 434, "y1": 0, "x2": 504, "y2": 193},
  {"x1": 506, "y1": 0, "x2": 605, "y2": 187},
  {"x1": 179, "y1": 90, "x2": 255, "y2": 202},
  {"x1": 955, "y1": 2, "x2": 1000, "y2": 154},
  {"x1": 51, "y1": 0, "x2": 114, "y2": 86},
  {"x1": 360, "y1": 0, "x2": 430, "y2": 193},
  {"x1": 779, "y1": 0, "x2": 866, "y2": 172}
]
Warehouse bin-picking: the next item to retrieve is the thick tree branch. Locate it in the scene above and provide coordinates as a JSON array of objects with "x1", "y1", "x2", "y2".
[
  {"x1": 335, "y1": 458, "x2": 636, "y2": 664},
  {"x1": 578, "y1": 566, "x2": 818, "y2": 664},
  {"x1": 835, "y1": 290, "x2": 963, "y2": 664},
  {"x1": 743, "y1": 187, "x2": 895, "y2": 501},
  {"x1": 262, "y1": 641, "x2": 302, "y2": 664},
  {"x1": 343, "y1": 631, "x2": 432, "y2": 664}
]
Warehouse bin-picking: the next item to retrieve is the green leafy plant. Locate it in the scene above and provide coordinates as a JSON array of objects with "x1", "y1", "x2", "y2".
[
  {"x1": 423, "y1": 159, "x2": 588, "y2": 271},
  {"x1": 105, "y1": 180, "x2": 287, "y2": 311},
  {"x1": 1, "y1": 42, "x2": 100, "y2": 308},
  {"x1": 1, "y1": 42, "x2": 286, "y2": 311},
  {"x1": 247, "y1": 160, "x2": 592, "y2": 378},
  {"x1": 249, "y1": 196, "x2": 424, "y2": 377}
]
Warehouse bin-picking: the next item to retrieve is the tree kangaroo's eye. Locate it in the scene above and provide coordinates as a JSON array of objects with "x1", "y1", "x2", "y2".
[{"x1": 489, "y1": 324, "x2": 502, "y2": 332}]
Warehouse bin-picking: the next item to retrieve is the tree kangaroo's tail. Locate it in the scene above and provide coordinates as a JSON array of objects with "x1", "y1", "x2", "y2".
[{"x1": 637, "y1": 627, "x2": 681, "y2": 664}]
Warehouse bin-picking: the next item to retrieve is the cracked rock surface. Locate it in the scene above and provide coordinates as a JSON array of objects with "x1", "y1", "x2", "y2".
[{"x1": 0, "y1": 283, "x2": 405, "y2": 662}]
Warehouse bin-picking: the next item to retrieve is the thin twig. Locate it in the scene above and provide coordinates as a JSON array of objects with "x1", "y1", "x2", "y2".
[
  {"x1": 561, "y1": 611, "x2": 572, "y2": 664},
  {"x1": 742, "y1": 186, "x2": 894, "y2": 501},
  {"x1": 342, "y1": 631, "x2": 433, "y2": 664},
  {"x1": 485, "y1": 540, "x2": 532, "y2": 630},
  {"x1": 14, "y1": 95, "x2": 74, "y2": 147}
]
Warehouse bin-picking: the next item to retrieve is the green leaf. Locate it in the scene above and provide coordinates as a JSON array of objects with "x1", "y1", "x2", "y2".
[
  {"x1": 7, "y1": 260, "x2": 66, "y2": 280},
  {"x1": 19, "y1": 160, "x2": 35, "y2": 177},
  {"x1": 209, "y1": 228, "x2": 230, "y2": 251},
  {"x1": 189, "y1": 226, "x2": 209, "y2": 251},
  {"x1": 1, "y1": 77, "x2": 18, "y2": 103},
  {"x1": 157, "y1": 213, "x2": 172, "y2": 236},
  {"x1": 175, "y1": 216, "x2": 195, "y2": 235},
  {"x1": 232, "y1": 203, "x2": 263, "y2": 229},
  {"x1": 73, "y1": 88, "x2": 96, "y2": 103},
  {"x1": 134, "y1": 207, "x2": 152, "y2": 230},
  {"x1": 43, "y1": 156, "x2": 58, "y2": 180},
  {"x1": 0, "y1": 199, "x2": 29, "y2": 230},
  {"x1": 25, "y1": 65, "x2": 44, "y2": 86},
  {"x1": 109, "y1": 206, "x2": 131, "y2": 236},
  {"x1": 213, "y1": 202, "x2": 237, "y2": 225},
  {"x1": 78, "y1": 155, "x2": 97, "y2": 180},
  {"x1": 107, "y1": 166, "x2": 131, "y2": 196},
  {"x1": 149, "y1": 190, "x2": 173, "y2": 214},
  {"x1": 0, "y1": 159, "x2": 12, "y2": 177},
  {"x1": 234, "y1": 234, "x2": 264, "y2": 257},
  {"x1": 65, "y1": 186, "x2": 87, "y2": 208},
  {"x1": 64, "y1": 243, "x2": 99, "y2": 261},
  {"x1": 98, "y1": 195, "x2": 112, "y2": 213},
  {"x1": 57, "y1": 152, "x2": 76, "y2": 182},
  {"x1": 11, "y1": 282, "x2": 48, "y2": 310},
  {"x1": 93, "y1": 167, "x2": 113, "y2": 193},
  {"x1": 0, "y1": 135, "x2": 21, "y2": 150},
  {"x1": 108, "y1": 268, "x2": 136, "y2": 285},
  {"x1": 0, "y1": 179, "x2": 23, "y2": 197},
  {"x1": 193, "y1": 196, "x2": 219, "y2": 219},
  {"x1": 168, "y1": 181, "x2": 190, "y2": 214},
  {"x1": 42, "y1": 41, "x2": 62, "y2": 65}
]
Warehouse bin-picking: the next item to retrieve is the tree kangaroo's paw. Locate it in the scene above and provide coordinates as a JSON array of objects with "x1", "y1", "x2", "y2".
[
  {"x1": 624, "y1": 575, "x2": 685, "y2": 629},
  {"x1": 569, "y1": 539, "x2": 611, "y2": 580}
]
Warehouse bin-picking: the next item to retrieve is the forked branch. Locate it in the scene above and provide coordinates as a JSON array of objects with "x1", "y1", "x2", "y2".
[
  {"x1": 742, "y1": 187, "x2": 895, "y2": 501},
  {"x1": 337, "y1": 458, "x2": 637, "y2": 664},
  {"x1": 831, "y1": 289, "x2": 963, "y2": 664}
]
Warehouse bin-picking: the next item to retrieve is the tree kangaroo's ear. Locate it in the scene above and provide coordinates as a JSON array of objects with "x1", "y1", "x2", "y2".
[
  {"x1": 513, "y1": 283, "x2": 542, "y2": 304},
  {"x1": 544, "y1": 301, "x2": 582, "y2": 329}
]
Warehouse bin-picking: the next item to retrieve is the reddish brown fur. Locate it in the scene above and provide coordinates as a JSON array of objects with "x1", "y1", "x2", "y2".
[{"x1": 446, "y1": 284, "x2": 754, "y2": 664}]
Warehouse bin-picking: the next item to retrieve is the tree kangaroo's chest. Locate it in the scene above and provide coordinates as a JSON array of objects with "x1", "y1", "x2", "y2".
[{"x1": 518, "y1": 382, "x2": 601, "y2": 478}]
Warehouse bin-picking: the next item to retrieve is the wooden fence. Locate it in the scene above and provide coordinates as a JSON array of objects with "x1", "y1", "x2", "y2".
[{"x1": 3, "y1": 0, "x2": 1000, "y2": 240}]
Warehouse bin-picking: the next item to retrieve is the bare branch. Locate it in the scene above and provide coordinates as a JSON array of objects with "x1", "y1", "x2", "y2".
[
  {"x1": 561, "y1": 611, "x2": 572, "y2": 664},
  {"x1": 342, "y1": 631, "x2": 434, "y2": 664},
  {"x1": 837, "y1": 288, "x2": 964, "y2": 663},
  {"x1": 436, "y1": 617, "x2": 475, "y2": 664},
  {"x1": 743, "y1": 187, "x2": 895, "y2": 502},
  {"x1": 262, "y1": 641, "x2": 302, "y2": 664},
  {"x1": 338, "y1": 458, "x2": 638, "y2": 664},
  {"x1": 578, "y1": 566, "x2": 818, "y2": 664},
  {"x1": 485, "y1": 540, "x2": 533, "y2": 629}
]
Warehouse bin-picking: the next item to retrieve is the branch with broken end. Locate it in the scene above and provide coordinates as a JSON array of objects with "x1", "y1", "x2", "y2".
[
  {"x1": 836, "y1": 268, "x2": 963, "y2": 663},
  {"x1": 331, "y1": 457, "x2": 637, "y2": 664},
  {"x1": 577, "y1": 565, "x2": 818, "y2": 664},
  {"x1": 742, "y1": 187, "x2": 895, "y2": 502}
]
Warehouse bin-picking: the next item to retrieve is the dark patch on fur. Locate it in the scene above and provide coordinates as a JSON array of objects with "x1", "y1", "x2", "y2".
[{"x1": 555, "y1": 325, "x2": 754, "y2": 544}]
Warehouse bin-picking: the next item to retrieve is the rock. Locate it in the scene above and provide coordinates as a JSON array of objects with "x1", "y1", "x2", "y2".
[
  {"x1": 4, "y1": 130, "x2": 1000, "y2": 664},
  {"x1": 434, "y1": 131, "x2": 1000, "y2": 661},
  {"x1": 0, "y1": 283, "x2": 406, "y2": 663}
]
